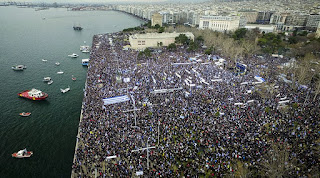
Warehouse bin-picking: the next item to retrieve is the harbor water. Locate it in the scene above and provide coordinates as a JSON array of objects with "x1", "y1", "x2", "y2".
[{"x1": 0, "y1": 6, "x2": 144, "y2": 177}]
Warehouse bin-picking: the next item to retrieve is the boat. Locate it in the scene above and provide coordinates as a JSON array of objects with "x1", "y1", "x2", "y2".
[
  {"x1": 72, "y1": 75, "x2": 76, "y2": 81},
  {"x1": 55, "y1": 62, "x2": 60, "y2": 66},
  {"x1": 82, "y1": 48, "x2": 90, "y2": 53},
  {"x1": 43, "y1": 77, "x2": 51, "y2": 82},
  {"x1": 12, "y1": 65, "x2": 26, "y2": 71},
  {"x1": 57, "y1": 70, "x2": 64, "y2": 74},
  {"x1": 73, "y1": 25, "x2": 83, "y2": 31},
  {"x1": 19, "y1": 112, "x2": 31, "y2": 117},
  {"x1": 12, "y1": 148, "x2": 33, "y2": 158},
  {"x1": 80, "y1": 45, "x2": 90, "y2": 51},
  {"x1": 48, "y1": 80, "x2": 53, "y2": 85},
  {"x1": 68, "y1": 53, "x2": 79, "y2": 58},
  {"x1": 18, "y1": 88, "x2": 48, "y2": 100},
  {"x1": 82, "y1": 59, "x2": 89, "y2": 66},
  {"x1": 60, "y1": 86, "x2": 70, "y2": 93},
  {"x1": 42, "y1": 59, "x2": 47, "y2": 62}
]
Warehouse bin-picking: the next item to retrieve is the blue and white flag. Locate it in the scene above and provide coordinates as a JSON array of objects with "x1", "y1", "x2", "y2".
[{"x1": 103, "y1": 95, "x2": 130, "y2": 105}]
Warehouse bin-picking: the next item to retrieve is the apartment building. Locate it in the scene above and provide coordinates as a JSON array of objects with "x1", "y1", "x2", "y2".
[{"x1": 199, "y1": 15, "x2": 240, "y2": 32}]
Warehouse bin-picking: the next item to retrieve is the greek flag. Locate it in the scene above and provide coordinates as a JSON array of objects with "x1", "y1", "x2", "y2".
[{"x1": 103, "y1": 95, "x2": 130, "y2": 105}]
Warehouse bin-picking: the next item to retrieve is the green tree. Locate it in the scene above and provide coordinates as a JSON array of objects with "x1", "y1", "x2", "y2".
[
  {"x1": 258, "y1": 33, "x2": 284, "y2": 54},
  {"x1": 195, "y1": 35, "x2": 204, "y2": 43},
  {"x1": 233, "y1": 28, "x2": 247, "y2": 40},
  {"x1": 288, "y1": 36, "x2": 298, "y2": 44},
  {"x1": 154, "y1": 24, "x2": 160, "y2": 29},
  {"x1": 205, "y1": 46, "x2": 213, "y2": 55},
  {"x1": 187, "y1": 41, "x2": 198, "y2": 52},
  {"x1": 175, "y1": 34, "x2": 190, "y2": 45},
  {"x1": 158, "y1": 27, "x2": 165, "y2": 33},
  {"x1": 144, "y1": 48, "x2": 152, "y2": 57},
  {"x1": 167, "y1": 43, "x2": 177, "y2": 51}
]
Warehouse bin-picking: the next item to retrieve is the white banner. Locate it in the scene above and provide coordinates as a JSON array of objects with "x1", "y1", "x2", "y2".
[{"x1": 103, "y1": 95, "x2": 130, "y2": 105}]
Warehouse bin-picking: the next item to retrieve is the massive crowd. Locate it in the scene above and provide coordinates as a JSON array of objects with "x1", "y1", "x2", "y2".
[{"x1": 72, "y1": 32, "x2": 319, "y2": 177}]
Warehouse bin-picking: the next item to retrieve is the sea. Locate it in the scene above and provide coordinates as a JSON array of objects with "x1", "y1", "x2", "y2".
[{"x1": 0, "y1": 6, "x2": 144, "y2": 177}]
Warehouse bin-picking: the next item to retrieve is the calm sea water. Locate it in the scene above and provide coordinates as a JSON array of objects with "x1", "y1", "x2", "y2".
[{"x1": 0, "y1": 7, "x2": 144, "y2": 177}]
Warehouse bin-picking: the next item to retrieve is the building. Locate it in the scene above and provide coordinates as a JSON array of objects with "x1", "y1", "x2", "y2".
[
  {"x1": 285, "y1": 14, "x2": 308, "y2": 26},
  {"x1": 199, "y1": 15, "x2": 240, "y2": 32},
  {"x1": 256, "y1": 11, "x2": 275, "y2": 24},
  {"x1": 129, "y1": 32, "x2": 194, "y2": 50},
  {"x1": 245, "y1": 24, "x2": 276, "y2": 33},
  {"x1": 306, "y1": 14, "x2": 320, "y2": 29},
  {"x1": 238, "y1": 10, "x2": 258, "y2": 23},
  {"x1": 151, "y1": 13, "x2": 163, "y2": 27}
]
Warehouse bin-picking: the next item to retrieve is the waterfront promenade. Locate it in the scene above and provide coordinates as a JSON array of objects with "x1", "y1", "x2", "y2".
[{"x1": 71, "y1": 32, "x2": 319, "y2": 177}]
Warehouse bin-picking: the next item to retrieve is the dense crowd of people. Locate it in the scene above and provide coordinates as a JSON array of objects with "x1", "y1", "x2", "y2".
[{"x1": 72, "y1": 32, "x2": 319, "y2": 177}]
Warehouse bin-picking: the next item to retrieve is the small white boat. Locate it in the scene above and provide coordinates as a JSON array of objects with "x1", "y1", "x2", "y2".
[
  {"x1": 68, "y1": 53, "x2": 79, "y2": 58},
  {"x1": 12, "y1": 65, "x2": 26, "y2": 71},
  {"x1": 42, "y1": 59, "x2": 47, "y2": 62},
  {"x1": 80, "y1": 45, "x2": 90, "y2": 51},
  {"x1": 48, "y1": 80, "x2": 53, "y2": 85},
  {"x1": 82, "y1": 49, "x2": 90, "y2": 53},
  {"x1": 57, "y1": 70, "x2": 64, "y2": 74},
  {"x1": 72, "y1": 75, "x2": 76, "y2": 81},
  {"x1": 43, "y1": 77, "x2": 51, "y2": 82},
  {"x1": 19, "y1": 112, "x2": 31, "y2": 117},
  {"x1": 60, "y1": 86, "x2": 70, "y2": 93},
  {"x1": 55, "y1": 62, "x2": 60, "y2": 66},
  {"x1": 12, "y1": 148, "x2": 33, "y2": 158}
]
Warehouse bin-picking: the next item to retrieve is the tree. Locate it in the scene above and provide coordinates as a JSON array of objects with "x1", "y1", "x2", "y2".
[
  {"x1": 288, "y1": 36, "x2": 298, "y2": 44},
  {"x1": 187, "y1": 41, "x2": 198, "y2": 52},
  {"x1": 205, "y1": 46, "x2": 214, "y2": 55},
  {"x1": 158, "y1": 27, "x2": 165, "y2": 33},
  {"x1": 233, "y1": 28, "x2": 247, "y2": 40},
  {"x1": 175, "y1": 34, "x2": 190, "y2": 45},
  {"x1": 144, "y1": 48, "x2": 152, "y2": 57},
  {"x1": 259, "y1": 143, "x2": 295, "y2": 177},
  {"x1": 167, "y1": 43, "x2": 177, "y2": 51},
  {"x1": 258, "y1": 33, "x2": 284, "y2": 54},
  {"x1": 195, "y1": 35, "x2": 204, "y2": 43},
  {"x1": 154, "y1": 24, "x2": 160, "y2": 29}
]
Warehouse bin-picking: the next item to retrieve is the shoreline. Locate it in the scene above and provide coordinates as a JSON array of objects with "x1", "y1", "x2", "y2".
[{"x1": 71, "y1": 79, "x2": 87, "y2": 178}]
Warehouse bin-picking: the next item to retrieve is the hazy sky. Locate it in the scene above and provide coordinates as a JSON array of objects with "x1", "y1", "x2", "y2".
[{"x1": 2, "y1": 0, "x2": 208, "y2": 3}]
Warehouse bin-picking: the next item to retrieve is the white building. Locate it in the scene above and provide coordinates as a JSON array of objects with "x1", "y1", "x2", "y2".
[
  {"x1": 129, "y1": 32, "x2": 194, "y2": 50},
  {"x1": 199, "y1": 15, "x2": 240, "y2": 32},
  {"x1": 245, "y1": 24, "x2": 276, "y2": 33}
]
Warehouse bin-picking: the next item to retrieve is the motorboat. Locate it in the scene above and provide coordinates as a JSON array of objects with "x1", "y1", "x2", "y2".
[
  {"x1": 48, "y1": 80, "x2": 53, "y2": 85},
  {"x1": 55, "y1": 62, "x2": 60, "y2": 66},
  {"x1": 42, "y1": 59, "x2": 47, "y2": 62},
  {"x1": 18, "y1": 88, "x2": 48, "y2": 100},
  {"x1": 68, "y1": 53, "x2": 79, "y2": 58},
  {"x1": 43, "y1": 77, "x2": 51, "y2": 82},
  {"x1": 12, "y1": 148, "x2": 33, "y2": 158},
  {"x1": 19, "y1": 112, "x2": 31, "y2": 117},
  {"x1": 57, "y1": 70, "x2": 64, "y2": 74},
  {"x1": 82, "y1": 59, "x2": 89, "y2": 66},
  {"x1": 72, "y1": 75, "x2": 76, "y2": 81},
  {"x1": 60, "y1": 86, "x2": 70, "y2": 93},
  {"x1": 80, "y1": 45, "x2": 90, "y2": 51},
  {"x1": 82, "y1": 49, "x2": 90, "y2": 53},
  {"x1": 12, "y1": 65, "x2": 26, "y2": 71}
]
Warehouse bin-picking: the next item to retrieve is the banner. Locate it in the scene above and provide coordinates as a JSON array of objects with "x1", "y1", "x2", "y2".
[{"x1": 103, "y1": 95, "x2": 130, "y2": 105}]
